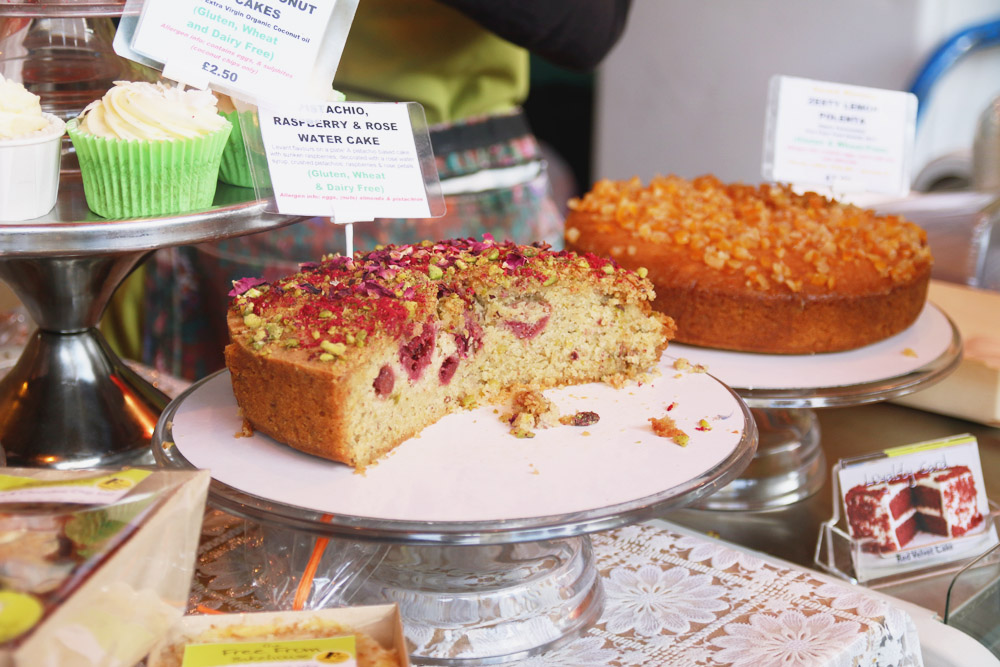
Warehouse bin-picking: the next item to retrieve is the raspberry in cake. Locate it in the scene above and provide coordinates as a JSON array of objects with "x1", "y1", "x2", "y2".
[{"x1": 225, "y1": 236, "x2": 675, "y2": 469}]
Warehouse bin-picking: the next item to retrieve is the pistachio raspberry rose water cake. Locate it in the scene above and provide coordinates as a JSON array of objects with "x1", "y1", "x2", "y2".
[{"x1": 225, "y1": 236, "x2": 675, "y2": 469}]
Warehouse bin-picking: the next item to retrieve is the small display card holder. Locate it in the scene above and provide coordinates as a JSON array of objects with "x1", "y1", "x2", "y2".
[
  {"x1": 815, "y1": 433, "x2": 1000, "y2": 587},
  {"x1": 113, "y1": 0, "x2": 358, "y2": 101},
  {"x1": 942, "y1": 541, "x2": 1000, "y2": 653},
  {"x1": 762, "y1": 75, "x2": 917, "y2": 197}
]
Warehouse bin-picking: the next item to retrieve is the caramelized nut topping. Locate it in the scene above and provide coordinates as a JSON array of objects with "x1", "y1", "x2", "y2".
[{"x1": 568, "y1": 175, "x2": 932, "y2": 294}]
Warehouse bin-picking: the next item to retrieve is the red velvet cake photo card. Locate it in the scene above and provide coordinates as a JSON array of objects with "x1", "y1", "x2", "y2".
[{"x1": 835, "y1": 434, "x2": 998, "y2": 582}]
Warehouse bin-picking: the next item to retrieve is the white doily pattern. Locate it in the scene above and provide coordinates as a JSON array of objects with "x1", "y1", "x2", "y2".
[
  {"x1": 187, "y1": 516, "x2": 924, "y2": 667},
  {"x1": 503, "y1": 523, "x2": 923, "y2": 667}
]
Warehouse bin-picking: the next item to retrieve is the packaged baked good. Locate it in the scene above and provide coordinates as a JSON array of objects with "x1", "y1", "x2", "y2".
[
  {"x1": 0, "y1": 74, "x2": 65, "y2": 221},
  {"x1": 146, "y1": 605, "x2": 408, "y2": 667},
  {"x1": 66, "y1": 80, "x2": 231, "y2": 219},
  {"x1": 565, "y1": 174, "x2": 933, "y2": 354},
  {"x1": 0, "y1": 468, "x2": 210, "y2": 666},
  {"x1": 225, "y1": 236, "x2": 674, "y2": 469}
]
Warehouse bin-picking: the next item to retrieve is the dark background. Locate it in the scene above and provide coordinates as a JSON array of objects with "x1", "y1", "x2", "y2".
[{"x1": 523, "y1": 55, "x2": 596, "y2": 210}]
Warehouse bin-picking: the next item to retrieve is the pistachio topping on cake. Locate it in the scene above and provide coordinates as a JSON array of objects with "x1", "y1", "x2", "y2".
[
  {"x1": 224, "y1": 235, "x2": 673, "y2": 469},
  {"x1": 229, "y1": 235, "x2": 655, "y2": 363},
  {"x1": 567, "y1": 174, "x2": 932, "y2": 294}
]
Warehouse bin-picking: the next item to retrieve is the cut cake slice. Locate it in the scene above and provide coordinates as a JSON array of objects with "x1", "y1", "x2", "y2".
[
  {"x1": 912, "y1": 466, "x2": 983, "y2": 539},
  {"x1": 845, "y1": 476, "x2": 917, "y2": 552},
  {"x1": 225, "y1": 237, "x2": 675, "y2": 469}
]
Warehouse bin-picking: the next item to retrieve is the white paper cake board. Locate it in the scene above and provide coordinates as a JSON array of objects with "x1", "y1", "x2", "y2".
[{"x1": 169, "y1": 355, "x2": 749, "y2": 523}]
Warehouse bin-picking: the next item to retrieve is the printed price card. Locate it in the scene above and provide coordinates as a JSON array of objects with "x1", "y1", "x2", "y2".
[
  {"x1": 115, "y1": 0, "x2": 357, "y2": 100},
  {"x1": 181, "y1": 635, "x2": 357, "y2": 667},
  {"x1": 763, "y1": 75, "x2": 917, "y2": 196},
  {"x1": 0, "y1": 469, "x2": 152, "y2": 505},
  {"x1": 835, "y1": 434, "x2": 998, "y2": 581},
  {"x1": 254, "y1": 100, "x2": 444, "y2": 220}
]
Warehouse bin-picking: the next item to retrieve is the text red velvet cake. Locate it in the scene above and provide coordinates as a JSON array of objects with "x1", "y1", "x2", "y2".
[
  {"x1": 225, "y1": 236, "x2": 675, "y2": 469},
  {"x1": 845, "y1": 466, "x2": 983, "y2": 553}
]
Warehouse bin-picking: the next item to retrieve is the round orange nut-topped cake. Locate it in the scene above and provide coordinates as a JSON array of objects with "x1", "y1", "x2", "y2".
[
  {"x1": 563, "y1": 174, "x2": 933, "y2": 354},
  {"x1": 225, "y1": 236, "x2": 675, "y2": 469}
]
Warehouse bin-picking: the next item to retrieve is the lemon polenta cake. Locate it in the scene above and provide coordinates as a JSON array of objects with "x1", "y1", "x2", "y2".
[
  {"x1": 564, "y1": 175, "x2": 933, "y2": 354},
  {"x1": 225, "y1": 236, "x2": 675, "y2": 469}
]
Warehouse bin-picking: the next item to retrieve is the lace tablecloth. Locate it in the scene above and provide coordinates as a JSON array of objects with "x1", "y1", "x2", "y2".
[
  {"x1": 0, "y1": 332, "x2": 924, "y2": 666},
  {"x1": 188, "y1": 513, "x2": 923, "y2": 667}
]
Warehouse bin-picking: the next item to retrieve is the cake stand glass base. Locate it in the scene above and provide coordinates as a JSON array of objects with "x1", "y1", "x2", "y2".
[
  {"x1": 695, "y1": 407, "x2": 825, "y2": 511},
  {"x1": 354, "y1": 537, "x2": 604, "y2": 665}
]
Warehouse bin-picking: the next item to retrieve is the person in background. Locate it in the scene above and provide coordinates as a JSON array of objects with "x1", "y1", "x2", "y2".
[{"x1": 106, "y1": 0, "x2": 633, "y2": 380}]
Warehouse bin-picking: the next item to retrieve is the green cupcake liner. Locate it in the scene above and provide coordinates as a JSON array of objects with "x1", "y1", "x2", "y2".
[
  {"x1": 218, "y1": 109, "x2": 253, "y2": 188},
  {"x1": 66, "y1": 118, "x2": 232, "y2": 219}
]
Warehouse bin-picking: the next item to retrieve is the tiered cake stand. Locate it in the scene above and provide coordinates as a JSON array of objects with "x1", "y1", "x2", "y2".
[
  {"x1": 155, "y1": 356, "x2": 757, "y2": 664},
  {"x1": 671, "y1": 302, "x2": 962, "y2": 510},
  {"x1": 0, "y1": 174, "x2": 304, "y2": 468},
  {"x1": 0, "y1": 1, "x2": 307, "y2": 468}
]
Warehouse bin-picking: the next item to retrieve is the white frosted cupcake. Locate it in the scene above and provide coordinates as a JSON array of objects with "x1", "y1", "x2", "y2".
[
  {"x1": 0, "y1": 74, "x2": 65, "y2": 222},
  {"x1": 67, "y1": 81, "x2": 232, "y2": 219}
]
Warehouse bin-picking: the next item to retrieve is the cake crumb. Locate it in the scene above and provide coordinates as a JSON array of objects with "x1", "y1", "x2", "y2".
[
  {"x1": 902, "y1": 347, "x2": 918, "y2": 358},
  {"x1": 649, "y1": 414, "x2": 690, "y2": 447},
  {"x1": 673, "y1": 358, "x2": 708, "y2": 374},
  {"x1": 559, "y1": 411, "x2": 600, "y2": 427},
  {"x1": 603, "y1": 372, "x2": 628, "y2": 389},
  {"x1": 236, "y1": 419, "x2": 255, "y2": 438},
  {"x1": 500, "y1": 386, "x2": 561, "y2": 438}
]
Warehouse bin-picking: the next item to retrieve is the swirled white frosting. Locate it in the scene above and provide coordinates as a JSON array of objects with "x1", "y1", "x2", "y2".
[
  {"x1": 78, "y1": 81, "x2": 228, "y2": 141},
  {"x1": 0, "y1": 74, "x2": 48, "y2": 140}
]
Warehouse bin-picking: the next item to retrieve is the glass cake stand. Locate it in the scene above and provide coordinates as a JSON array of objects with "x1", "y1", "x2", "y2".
[
  {"x1": 670, "y1": 302, "x2": 962, "y2": 511},
  {"x1": 154, "y1": 358, "x2": 757, "y2": 664},
  {"x1": 0, "y1": 173, "x2": 304, "y2": 468}
]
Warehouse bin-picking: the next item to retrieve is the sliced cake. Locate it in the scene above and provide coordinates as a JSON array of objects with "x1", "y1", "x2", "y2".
[{"x1": 225, "y1": 236, "x2": 675, "y2": 469}]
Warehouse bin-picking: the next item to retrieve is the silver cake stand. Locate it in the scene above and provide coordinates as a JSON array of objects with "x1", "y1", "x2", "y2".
[
  {"x1": 0, "y1": 173, "x2": 304, "y2": 468},
  {"x1": 671, "y1": 303, "x2": 962, "y2": 511},
  {"x1": 154, "y1": 362, "x2": 757, "y2": 665}
]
